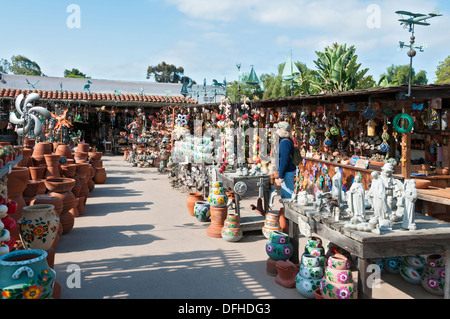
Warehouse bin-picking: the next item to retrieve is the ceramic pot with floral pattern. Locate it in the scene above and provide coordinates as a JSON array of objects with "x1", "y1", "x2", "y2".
[
  {"x1": 221, "y1": 213, "x2": 243, "y2": 242},
  {"x1": 265, "y1": 231, "x2": 293, "y2": 261},
  {"x1": 208, "y1": 183, "x2": 228, "y2": 208},
  {"x1": 194, "y1": 201, "x2": 210, "y2": 222},
  {"x1": 0, "y1": 249, "x2": 55, "y2": 299}
]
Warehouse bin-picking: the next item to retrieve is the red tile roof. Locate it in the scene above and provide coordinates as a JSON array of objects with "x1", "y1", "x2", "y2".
[{"x1": 0, "y1": 88, "x2": 198, "y2": 104}]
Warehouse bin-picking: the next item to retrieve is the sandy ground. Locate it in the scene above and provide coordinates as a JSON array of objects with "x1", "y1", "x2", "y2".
[{"x1": 52, "y1": 155, "x2": 442, "y2": 300}]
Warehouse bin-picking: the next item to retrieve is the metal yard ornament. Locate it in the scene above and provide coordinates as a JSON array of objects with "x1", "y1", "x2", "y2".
[
  {"x1": 396, "y1": 7, "x2": 442, "y2": 97},
  {"x1": 281, "y1": 51, "x2": 301, "y2": 96},
  {"x1": 9, "y1": 93, "x2": 51, "y2": 138}
]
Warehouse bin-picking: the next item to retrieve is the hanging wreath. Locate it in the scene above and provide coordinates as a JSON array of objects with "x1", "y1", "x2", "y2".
[
  {"x1": 421, "y1": 108, "x2": 439, "y2": 127},
  {"x1": 393, "y1": 113, "x2": 414, "y2": 134}
]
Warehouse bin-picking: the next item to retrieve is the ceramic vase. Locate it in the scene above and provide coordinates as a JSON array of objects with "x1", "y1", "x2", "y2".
[
  {"x1": 187, "y1": 193, "x2": 204, "y2": 216},
  {"x1": 0, "y1": 249, "x2": 55, "y2": 299},
  {"x1": 18, "y1": 204, "x2": 59, "y2": 251},
  {"x1": 77, "y1": 143, "x2": 90, "y2": 152},
  {"x1": 221, "y1": 212, "x2": 243, "y2": 242},
  {"x1": 421, "y1": 254, "x2": 445, "y2": 296},
  {"x1": 206, "y1": 206, "x2": 228, "y2": 238},
  {"x1": 93, "y1": 167, "x2": 107, "y2": 184},
  {"x1": 262, "y1": 212, "x2": 281, "y2": 239},
  {"x1": 45, "y1": 178, "x2": 76, "y2": 234},
  {"x1": 320, "y1": 253, "x2": 357, "y2": 299},
  {"x1": 75, "y1": 163, "x2": 90, "y2": 198},
  {"x1": 194, "y1": 201, "x2": 210, "y2": 222},
  {"x1": 208, "y1": 181, "x2": 228, "y2": 208},
  {"x1": 6, "y1": 167, "x2": 29, "y2": 240},
  {"x1": 265, "y1": 231, "x2": 293, "y2": 261}
]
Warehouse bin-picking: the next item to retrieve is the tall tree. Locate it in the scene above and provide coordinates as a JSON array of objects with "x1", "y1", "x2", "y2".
[
  {"x1": 64, "y1": 68, "x2": 90, "y2": 78},
  {"x1": 146, "y1": 61, "x2": 185, "y2": 83},
  {"x1": 9, "y1": 55, "x2": 44, "y2": 76},
  {"x1": 435, "y1": 55, "x2": 450, "y2": 84},
  {"x1": 379, "y1": 64, "x2": 428, "y2": 86},
  {"x1": 0, "y1": 58, "x2": 10, "y2": 74},
  {"x1": 312, "y1": 43, "x2": 369, "y2": 93}
]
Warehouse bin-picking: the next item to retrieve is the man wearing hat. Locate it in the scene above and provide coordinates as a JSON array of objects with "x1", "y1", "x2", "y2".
[{"x1": 275, "y1": 121, "x2": 296, "y2": 200}]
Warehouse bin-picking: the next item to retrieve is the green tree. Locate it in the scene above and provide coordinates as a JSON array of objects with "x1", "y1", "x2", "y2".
[
  {"x1": 312, "y1": 43, "x2": 369, "y2": 93},
  {"x1": 64, "y1": 68, "x2": 90, "y2": 78},
  {"x1": 379, "y1": 64, "x2": 428, "y2": 86},
  {"x1": 435, "y1": 55, "x2": 450, "y2": 84},
  {"x1": 146, "y1": 61, "x2": 184, "y2": 83},
  {"x1": 9, "y1": 55, "x2": 44, "y2": 76},
  {"x1": 0, "y1": 58, "x2": 11, "y2": 74}
]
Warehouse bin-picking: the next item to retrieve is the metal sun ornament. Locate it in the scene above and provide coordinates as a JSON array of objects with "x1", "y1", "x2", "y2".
[
  {"x1": 51, "y1": 109, "x2": 73, "y2": 131},
  {"x1": 9, "y1": 93, "x2": 51, "y2": 138}
]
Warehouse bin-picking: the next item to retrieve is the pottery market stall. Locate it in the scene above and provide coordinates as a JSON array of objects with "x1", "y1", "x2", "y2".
[
  {"x1": 211, "y1": 167, "x2": 272, "y2": 232},
  {"x1": 283, "y1": 199, "x2": 450, "y2": 299}
]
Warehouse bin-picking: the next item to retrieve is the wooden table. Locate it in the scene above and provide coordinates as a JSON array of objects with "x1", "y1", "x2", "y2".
[
  {"x1": 416, "y1": 187, "x2": 450, "y2": 221},
  {"x1": 283, "y1": 200, "x2": 450, "y2": 299}
]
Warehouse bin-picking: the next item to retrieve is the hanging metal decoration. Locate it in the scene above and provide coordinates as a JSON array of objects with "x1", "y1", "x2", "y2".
[
  {"x1": 379, "y1": 124, "x2": 390, "y2": 152},
  {"x1": 393, "y1": 113, "x2": 414, "y2": 133},
  {"x1": 421, "y1": 107, "x2": 439, "y2": 127},
  {"x1": 9, "y1": 93, "x2": 51, "y2": 137},
  {"x1": 309, "y1": 128, "x2": 317, "y2": 145},
  {"x1": 362, "y1": 104, "x2": 377, "y2": 120}
]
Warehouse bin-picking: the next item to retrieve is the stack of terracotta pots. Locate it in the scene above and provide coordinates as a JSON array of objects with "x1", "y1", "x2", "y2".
[
  {"x1": 45, "y1": 177, "x2": 76, "y2": 234},
  {"x1": 90, "y1": 151, "x2": 107, "y2": 184}
]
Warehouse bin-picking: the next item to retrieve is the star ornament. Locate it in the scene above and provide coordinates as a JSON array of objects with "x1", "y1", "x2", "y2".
[{"x1": 51, "y1": 109, "x2": 73, "y2": 131}]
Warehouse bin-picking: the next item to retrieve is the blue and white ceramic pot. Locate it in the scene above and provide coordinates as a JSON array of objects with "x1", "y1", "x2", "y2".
[{"x1": 194, "y1": 201, "x2": 210, "y2": 222}]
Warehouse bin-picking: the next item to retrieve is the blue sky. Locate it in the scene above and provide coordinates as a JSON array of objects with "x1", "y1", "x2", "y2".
[{"x1": 2, "y1": 0, "x2": 450, "y2": 87}]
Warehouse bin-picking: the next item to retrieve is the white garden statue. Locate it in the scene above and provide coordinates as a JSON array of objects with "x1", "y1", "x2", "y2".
[{"x1": 402, "y1": 179, "x2": 418, "y2": 230}]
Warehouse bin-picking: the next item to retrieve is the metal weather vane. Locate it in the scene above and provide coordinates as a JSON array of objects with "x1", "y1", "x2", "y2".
[{"x1": 395, "y1": 7, "x2": 442, "y2": 97}]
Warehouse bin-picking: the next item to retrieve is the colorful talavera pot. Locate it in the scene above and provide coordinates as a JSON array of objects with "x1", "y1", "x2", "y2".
[
  {"x1": 18, "y1": 204, "x2": 59, "y2": 251},
  {"x1": 421, "y1": 272, "x2": 445, "y2": 296},
  {"x1": 221, "y1": 212, "x2": 243, "y2": 242},
  {"x1": 295, "y1": 274, "x2": 322, "y2": 299},
  {"x1": 324, "y1": 267, "x2": 353, "y2": 284},
  {"x1": 327, "y1": 253, "x2": 350, "y2": 270},
  {"x1": 0, "y1": 249, "x2": 55, "y2": 299},
  {"x1": 320, "y1": 279, "x2": 357, "y2": 299},
  {"x1": 301, "y1": 254, "x2": 320, "y2": 267},
  {"x1": 265, "y1": 231, "x2": 293, "y2": 261},
  {"x1": 299, "y1": 264, "x2": 323, "y2": 280},
  {"x1": 208, "y1": 184, "x2": 228, "y2": 208},
  {"x1": 194, "y1": 201, "x2": 210, "y2": 222}
]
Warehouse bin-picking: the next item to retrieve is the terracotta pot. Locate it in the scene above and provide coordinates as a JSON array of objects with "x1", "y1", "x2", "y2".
[
  {"x1": 275, "y1": 260, "x2": 299, "y2": 288},
  {"x1": 32, "y1": 142, "x2": 53, "y2": 159},
  {"x1": 55, "y1": 144, "x2": 73, "y2": 159},
  {"x1": 59, "y1": 211, "x2": 75, "y2": 234},
  {"x1": 61, "y1": 164, "x2": 77, "y2": 177},
  {"x1": 77, "y1": 143, "x2": 90, "y2": 152},
  {"x1": 7, "y1": 167, "x2": 29, "y2": 197},
  {"x1": 206, "y1": 206, "x2": 228, "y2": 238},
  {"x1": 71, "y1": 175, "x2": 82, "y2": 197},
  {"x1": 23, "y1": 180, "x2": 45, "y2": 205},
  {"x1": 69, "y1": 197, "x2": 79, "y2": 218},
  {"x1": 76, "y1": 196, "x2": 85, "y2": 216},
  {"x1": 36, "y1": 179, "x2": 47, "y2": 195},
  {"x1": 414, "y1": 179, "x2": 431, "y2": 189},
  {"x1": 44, "y1": 177, "x2": 76, "y2": 193},
  {"x1": 93, "y1": 167, "x2": 107, "y2": 184},
  {"x1": 186, "y1": 193, "x2": 204, "y2": 216},
  {"x1": 52, "y1": 143, "x2": 64, "y2": 153},
  {"x1": 266, "y1": 258, "x2": 278, "y2": 276},
  {"x1": 45, "y1": 165, "x2": 61, "y2": 178},
  {"x1": 30, "y1": 194, "x2": 63, "y2": 216},
  {"x1": 24, "y1": 138, "x2": 36, "y2": 149},
  {"x1": 47, "y1": 190, "x2": 76, "y2": 221},
  {"x1": 44, "y1": 154, "x2": 60, "y2": 167},
  {"x1": 29, "y1": 166, "x2": 47, "y2": 180},
  {"x1": 74, "y1": 152, "x2": 88, "y2": 163},
  {"x1": 19, "y1": 148, "x2": 33, "y2": 167}
]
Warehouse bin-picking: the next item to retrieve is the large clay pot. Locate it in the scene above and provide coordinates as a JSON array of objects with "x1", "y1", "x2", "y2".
[
  {"x1": 30, "y1": 195, "x2": 63, "y2": 217},
  {"x1": 23, "y1": 180, "x2": 45, "y2": 205},
  {"x1": 77, "y1": 143, "x2": 90, "y2": 152},
  {"x1": 55, "y1": 144, "x2": 73, "y2": 159},
  {"x1": 74, "y1": 152, "x2": 88, "y2": 163},
  {"x1": 20, "y1": 148, "x2": 33, "y2": 167},
  {"x1": 206, "y1": 206, "x2": 227, "y2": 238},
  {"x1": 18, "y1": 204, "x2": 59, "y2": 251},
  {"x1": 29, "y1": 166, "x2": 47, "y2": 180},
  {"x1": 186, "y1": 193, "x2": 204, "y2": 216},
  {"x1": 7, "y1": 167, "x2": 29, "y2": 234},
  {"x1": 321, "y1": 253, "x2": 357, "y2": 299},
  {"x1": 32, "y1": 142, "x2": 53, "y2": 162},
  {"x1": 194, "y1": 201, "x2": 210, "y2": 222},
  {"x1": 93, "y1": 167, "x2": 107, "y2": 184},
  {"x1": 0, "y1": 249, "x2": 56, "y2": 299},
  {"x1": 24, "y1": 138, "x2": 36, "y2": 149},
  {"x1": 44, "y1": 178, "x2": 75, "y2": 234},
  {"x1": 75, "y1": 163, "x2": 90, "y2": 198},
  {"x1": 265, "y1": 231, "x2": 293, "y2": 261},
  {"x1": 61, "y1": 164, "x2": 77, "y2": 178},
  {"x1": 262, "y1": 212, "x2": 281, "y2": 239}
]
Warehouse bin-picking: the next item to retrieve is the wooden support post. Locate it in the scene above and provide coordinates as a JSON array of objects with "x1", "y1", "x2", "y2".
[
  {"x1": 357, "y1": 257, "x2": 373, "y2": 299},
  {"x1": 401, "y1": 132, "x2": 412, "y2": 179}
]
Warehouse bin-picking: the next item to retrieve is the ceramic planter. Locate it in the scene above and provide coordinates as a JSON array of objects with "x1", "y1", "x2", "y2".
[
  {"x1": 0, "y1": 249, "x2": 55, "y2": 299},
  {"x1": 206, "y1": 206, "x2": 228, "y2": 238},
  {"x1": 399, "y1": 265, "x2": 422, "y2": 285},
  {"x1": 186, "y1": 193, "x2": 204, "y2": 216},
  {"x1": 207, "y1": 192, "x2": 228, "y2": 208},
  {"x1": 324, "y1": 267, "x2": 353, "y2": 284},
  {"x1": 306, "y1": 236, "x2": 323, "y2": 248},
  {"x1": 221, "y1": 212, "x2": 243, "y2": 242},
  {"x1": 305, "y1": 246, "x2": 325, "y2": 257},
  {"x1": 295, "y1": 274, "x2": 322, "y2": 299},
  {"x1": 29, "y1": 166, "x2": 47, "y2": 180},
  {"x1": 18, "y1": 204, "x2": 59, "y2": 251},
  {"x1": 299, "y1": 264, "x2": 324, "y2": 280},
  {"x1": 301, "y1": 254, "x2": 320, "y2": 267},
  {"x1": 320, "y1": 279, "x2": 357, "y2": 299},
  {"x1": 265, "y1": 231, "x2": 293, "y2": 261},
  {"x1": 421, "y1": 273, "x2": 445, "y2": 296},
  {"x1": 93, "y1": 167, "x2": 107, "y2": 184},
  {"x1": 262, "y1": 212, "x2": 281, "y2": 239},
  {"x1": 426, "y1": 254, "x2": 445, "y2": 268},
  {"x1": 275, "y1": 260, "x2": 299, "y2": 288},
  {"x1": 383, "y1": 257, "x2": 400, "y2": 274},
  {"x1": 327, "y1": 253, "x2": 350, "y2": 270},
  {"x1": 194, "y1": 201, "x2": 210, "y2": 222}
]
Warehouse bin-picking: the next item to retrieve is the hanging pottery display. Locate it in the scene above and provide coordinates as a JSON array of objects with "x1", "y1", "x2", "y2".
[
  {"x1": 18, "y1": 204, "x2": 59, "y2": 251},
  {"x1": 0, "y1": 249, "x2": 55, "y2": 299}
]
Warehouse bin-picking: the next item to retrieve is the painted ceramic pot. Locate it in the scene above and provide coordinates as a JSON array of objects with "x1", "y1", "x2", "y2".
[
  {"x1": 210, "y1": 187, "x2": 227, "y2": 195},
  {"x1": 262, "y1": 212, "x2": 281, "y2": 239},
  {"x1": 327, "y1": 254, "x2": 350, "y2": 270},
  {"x1": 208, "y1": 193, "x2": 228, "y2": 208},
  {"x1": 402, "y1": 255, "x2": 425, "y2": 268},
  {"x1": 295, "y1": 274, "x2": 322, "y2": 299},
  {"x1": 0, "y1": 249, "x2": 55, "y2": 299},
  {"x1": 421, "y1": 273, "x2": 445, "y2": 296},
  {"x1": 299, "y1": 264, "x2": 323, "y2": 280},
  {"x1": 194, "y1": 201, "x2": 210, "y2": 222},
  {"x1": 221, "y1": 226, "x2": 243, "y2": 242},
  {"x1": 265, "y1": 231, "x2": 293, "y2": 261},
  {"x1": 211, "y1": 181, "x2": 224, "y2": 188},
  {"x1": 302, "y1": 254, "x2": 320, "y2": 267},
  {"x1": 320, "y1": 279, "x2": 357, "y2": 299},
  {"x1": 424, "y1": 265, "x2": 445, "y2": 278},
  {"x1": 186, "y1": 193, "x2": 204, "y2": 216},
  {"x1": 306, "y1": 236, "x2": 322, "y2": 248},
  {"x1": 324, "y1": 267, "x2": 353, "y2": 284},
  {"x1": 305, "y1": 246, "x2": 325, "y2": 257},
  {"x1": 399, "y1": 265, "x2": 422, "y2": 285},
  {"x1": 426, "y1": 254, "x2": 445, "y2": 268},
  {"x1": 18, "y1": 204, "x2": 59, "y2": 251},
  {"x1": 383, "y1": 257, "x2": 400, "y2": 274}
]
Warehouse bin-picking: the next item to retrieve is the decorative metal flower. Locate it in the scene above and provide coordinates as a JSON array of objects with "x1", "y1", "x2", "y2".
[
  {"x1": 175, "y1": 114, "x2": 188, "y2": 127},
  {"x1": 9, "y1": 93, "x2": 51, "y2": 137}
]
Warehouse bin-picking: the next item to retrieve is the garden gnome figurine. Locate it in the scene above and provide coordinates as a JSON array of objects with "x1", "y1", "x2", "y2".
[
  {"x1": 331, "y1": 167, "x2": 343, "y2": 207},
  {"x1": 402, "y1": 179, "x2": 418, "y2": 230}
]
